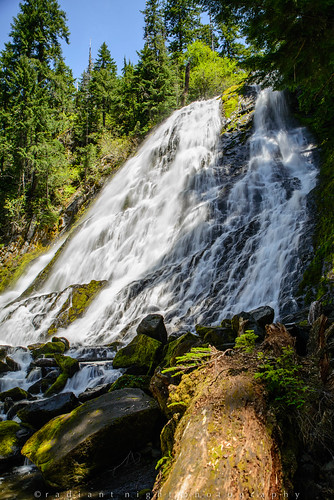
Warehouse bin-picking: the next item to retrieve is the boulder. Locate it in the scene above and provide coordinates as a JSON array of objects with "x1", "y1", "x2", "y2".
[
  {"x1": 137, "y1": 314, "x2": 168, "y2": 344},
  {"x1": 0, "y1": 387, "x2": 31, "y2": 402},
  {"x1": 78, "y1": 383, "x2": 112, "y2": 403},
  {"x1": 28, "y1": 341, "x2": 65, "y2": 359},
  {"x1": 0, "y1": 421, "x2": 23, "y2": 468},
  {"x1": 17, "y1": 392, "x2": 80, "y2": 429},
  {"x1": 195, "y1": 325, "x2": 236, "y2": 350},
  {"x1": 161, "y1": 332, "x2": 200, "y2": 368},
  {"x1": 248, "y1": 305, "x2": 275, "y2": 328},
  {"x1": 5, "y1": 356, "x2": 20, "y2": 371},
  {"x1": 112, "y1": 334, "x2": 162, "y2": 374},
  {"x1": 7, "y1": 400, "x2": 30, "y2": 420},
  {"x1": 108, "y1": 374, "x2": 151, "y2": 393},
  {"x1": 51, "y1": 336, "x2": 70, "y2": 350},
  {"x1": 22, "y1": 388, "x2": 161, "y2": 489}
]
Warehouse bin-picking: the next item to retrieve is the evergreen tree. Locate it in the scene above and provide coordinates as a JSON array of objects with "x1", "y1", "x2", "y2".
[
  {"x1": 91, "y1": 42, "x2": 117, "y2": 129},
  {"x1": 164, "y1": 0, "x2": 201, "y2": 60},
  {"x1": 135, "y1": 0, "x2": 177, "y2": 133},
  {"x1": 113, "y1": 59, "x2": 139, "y2": 136},
  {"x1": 0, "y1": 0, "x2": 73, "y2": 235}
]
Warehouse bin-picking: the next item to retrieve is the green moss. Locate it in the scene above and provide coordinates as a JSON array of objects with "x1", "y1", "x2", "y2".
[
  {"x1": 47, "y1": 280, "x2": 107, "y2": 336},
  {"x1": 0, "y1": 244, "x2": 46, "y2": 293},
  {"x1": 161, "y1": 332, "x2": 199, "y2": 368},
  {"x1": 108, "y1": 374, "x2": 151, "y2": 392},
  {"x1": 0, "y1": 421, "x2": 21, "y2": 458},
  {"x1": 112, "y1": 334, "x2": 162, "y2": 374},
  {"x1": 45, "y1": 373, "x2": 69, "y2": 397},
  {"x1": 0, "y1": 386, "x2": 29, "y2": 402},
  {"x1": 29, "y1": 341, "x2": 65, "y2": 359}
]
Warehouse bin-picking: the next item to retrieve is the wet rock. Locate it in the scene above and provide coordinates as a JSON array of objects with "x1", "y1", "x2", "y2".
[
  {"x1": 22, "y1": 388, "x2": 161, "y2": 489},
  {"x1": 0, "y1": 387, "x2": 31, "y2": 402},
  {"x1": 47, "y1": 280, "x2": 107, "y2": 336},
  {"x1": 113, "y1": 334, "x2": 162, "y2": 374},
  {"x1": 137, "y1": 314, "x2": 168, "y2": 344},
  {"x1": 6, "y1": 400, "x2": 30, "y2": 420},
  {"x1": 28, "y1": 341, "x2": 66, "y2": 359},
  {"x1": 0, "y1": 421, "x2": 23, "y2": 469},
  {"x1": 75, "y1": 346, "x2": 115, "y2": 362},
  {"x1": 17, "y1": 392, "x2": 80, "y2": 429},
  {"x1": 28, "y1": 369, "x2": 60, "y2": 395},
  {"x1": 78, "y1": 383, "x2": 112, "y2": 403},
  {"x1": 5, "y1": 356, "x2": 20, "y2": 371},
  {"x1": 45, "y1": 354, "x2": 79, "y2": 396}
]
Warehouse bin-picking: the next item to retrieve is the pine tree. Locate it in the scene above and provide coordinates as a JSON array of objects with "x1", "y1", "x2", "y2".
[
  {"x1": 91, "y1": 42, "x2": 117, "y2": 129},
  {"x1": 0, "y1": 0, "x2": 73, "y2": 235},
  {"x1": 135, "y1": 0, "x2": 177, "y2": 133},
  {"x1": 164, "y1": 0, "x2": 201, "y2": 61}
]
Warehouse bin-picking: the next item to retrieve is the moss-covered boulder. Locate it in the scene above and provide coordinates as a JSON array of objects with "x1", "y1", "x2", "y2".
[
  {"x1": 137, "y1": 314, "x2": 168, "y2": 344},
  {"x1": 44, "y1": 354, "x2": 79, "y2": 396},
  {"x1": 17, "y1": 392, "x2": 80, "y2": 429},
  {"x1": 161, "y1": 332, "x2": 200, "y2": 368},
  {"x1": 22, "y1": 388, "x2": 161, "y2": 489},
  {"x1": 109, "y1": 374, "x2": 151, "y2": 393},
  {"x1": 0, "y1": 387, "x2": 30, "y2": 402},
  {"x1": 112, "y1": 334, "x2": 162, "y2": 374},
  {"x1": 51, "y1": 336, "x2": 70, "y2": 350},
  {"x1": 0, "y1": 421, "x2": 22, "y2": 467},
  {"x1": 28, "y1": 341, "x2": 66, "y2": 359},
  {"x1": 47, "y1": 280, "x2": 107, "y2": 336},
  {"x1": 195, "y1": 324, "x2": 236, "y2": 350}
]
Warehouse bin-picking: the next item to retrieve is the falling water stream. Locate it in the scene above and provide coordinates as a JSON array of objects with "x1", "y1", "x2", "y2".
[{"x1": 0, "y1": 89, "x2": 317, "y2": 348}]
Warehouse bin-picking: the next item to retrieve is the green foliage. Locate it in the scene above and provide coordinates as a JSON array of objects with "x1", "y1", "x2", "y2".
[
  {"x1": 254, "y1": 347, "x2": 309, "y2": 409},
  {"x1": 183, "y1": 40, "x2": 245, "y2": 101},
  {"x1": 162, "y1": 346, "x2": 212, "y2": 377},
  {"x1": 234, "y1": 330, "x2": 258, "y2": 353},
  {"x1": 164, "y1": 0, "x2": 201, "y2": 60}
]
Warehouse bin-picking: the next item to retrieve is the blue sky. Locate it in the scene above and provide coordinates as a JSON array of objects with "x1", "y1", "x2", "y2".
[{"x1": 0, "y1": 0, "x2": 147, "y2": 81}]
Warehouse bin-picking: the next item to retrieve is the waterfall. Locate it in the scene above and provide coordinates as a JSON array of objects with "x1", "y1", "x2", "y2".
[{"x1": 0, "y1": 90, "x2": 317, "y2": 346}]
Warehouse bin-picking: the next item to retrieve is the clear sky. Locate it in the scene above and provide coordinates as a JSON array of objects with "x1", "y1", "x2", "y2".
[{"x1": 0, "y1": 0, "x2": 147, "y2": 81}]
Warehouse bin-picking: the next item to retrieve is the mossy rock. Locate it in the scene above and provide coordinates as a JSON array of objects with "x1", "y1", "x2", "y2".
[
  {"x1": 52, "y1": 336, "x2": 70, "y2": 350},
  {"x1": 109, "y1": 374, "x2": 151, "y2": 393},
  {"x1": 112, "y1": 334, "x2": 162, "y2": 374},
  {"x1": 136, "y1": 314, "x2": 168, "y2": 344},
  {"x1": 195, "y1": 325, "x2": 236, "y2": 349},
  {"x1": 0, "y1": 387, "x2": 30, "y2": 402},
  {"x1": 54, "y1": 354, "x2": 79, "y2": 377},
  {"x1": 162, "y1": 332, "x2": 200, "y2": 368},
  {"x1": 42, "y1": 355, "x2": 79, "y2": 397},
  {"x1": 47, "y1": 280, "x2": 107, "y2": 336},
  {"x1": 28, "y1": 341, "x2": 65, "y2": 359},
  {"x1": 0, "y1": 421, "x2": 21, "y2": 461},
  {"x1": 44, "y1": 355, "x2": 79, "y2": 396},
  {"x1": 21, "y1": 389, "x2": 161, "y2": 489},
  {"x1": 45, "y1": 373, "x2": 69, "y2": 397}
]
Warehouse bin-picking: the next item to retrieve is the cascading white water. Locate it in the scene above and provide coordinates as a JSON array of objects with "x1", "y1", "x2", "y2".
[{"x1": 0, "y1": 90, "x2": 317, "y2": 346}]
